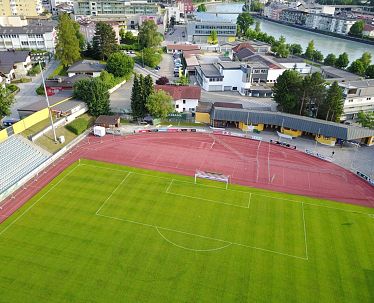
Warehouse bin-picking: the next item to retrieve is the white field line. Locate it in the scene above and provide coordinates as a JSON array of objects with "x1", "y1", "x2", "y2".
[
  {"x1": 83, "y1": 162, "x2": 373, "y2": 216},
  {"x1": 95, "y1": 172, "x2": 132, "y2": 215},
  {"x1": 155, "y1": 226, "x2": 232, "y2": 252},
  {"x1": 166, "y1": 191, "x2": 249, "y2": 209},
  {"x1": 248, "y1": 193, "x2": 252, "y2": 208},
  {"x1": 165, "y1": 179, "x2": 174, "y2": 193},
  {"x1": 0, "y1": 163, "x2": 80, "y2": 236},
  {"x1": 301, "y1": 202, "x2": 309, "y2": 260},
  {"x1": 96, "y1": 212, "x2": 307, "y2": 260}
]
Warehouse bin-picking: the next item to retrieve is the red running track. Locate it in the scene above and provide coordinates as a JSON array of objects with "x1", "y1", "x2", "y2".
[{"x1": 1, "y1": 132, "x2": 373, "y2": 224}]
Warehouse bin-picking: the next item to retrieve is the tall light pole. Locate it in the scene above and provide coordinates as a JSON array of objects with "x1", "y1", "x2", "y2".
[{"x1": 39, "y1": 61, "x2": 57, "y2": 143}]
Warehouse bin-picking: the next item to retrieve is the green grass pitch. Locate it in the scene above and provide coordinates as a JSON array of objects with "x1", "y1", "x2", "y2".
[{"x1": 0, "y1": 159, "x2": 373, "y2": 302}]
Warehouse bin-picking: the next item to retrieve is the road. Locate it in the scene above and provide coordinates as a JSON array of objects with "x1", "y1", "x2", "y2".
[
  {"x1": 163, "y1": 25, "x2": 187, "y2": 45},
  {"x1": 9, "y1": 59, "x2": 60, "y2": 119}
]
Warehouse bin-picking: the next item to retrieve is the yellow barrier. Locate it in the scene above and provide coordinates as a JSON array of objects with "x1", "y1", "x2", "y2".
[
  {"x1": 195, "y1": 112, "x2": 210, "y2": 124},
  {"x1": 281, "y1": 127, "x2": 302, "y2": 137},
  {"x1": 12, "y1": 108, "x2": 50, "y2": 135},
  {"x1": 315, "y1": 134, "x2": 336, "y2": 146},
  {"x1": 239, "y1": 122, "x2": 264, "y2": 131},
  {"x1": 0, "y1": 128, "x2": 8, "y2": 142}
]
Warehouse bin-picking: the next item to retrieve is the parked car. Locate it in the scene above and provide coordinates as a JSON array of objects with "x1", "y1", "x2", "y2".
[{"x1": 155, "y1": 66, "x2": 161, "y2": 71}]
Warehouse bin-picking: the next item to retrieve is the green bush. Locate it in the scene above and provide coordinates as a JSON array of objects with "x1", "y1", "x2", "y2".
[
  {"x1": 6, "y1": 84, "x2": 19, "y2": 93},
  {"x1": 36, "y1": 84, "x2": 45, "y2": 95},
  {"x1": 27, "y1": 64, "x2": 42, "y2": 76},
  {"x1": 11, "y1": 77, "x2": 31, "y2": 83},
  {"x1": 119, "y1": 43, "x2": 140, "y2": 51},
  {"x1": 65, "y1": 118, "x2": 90, "y2": 135}
]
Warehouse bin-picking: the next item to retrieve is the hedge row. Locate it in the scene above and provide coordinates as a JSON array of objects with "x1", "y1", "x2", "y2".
[{"x1": 65, "y1": 118, "x2": 90, "y2": 135}]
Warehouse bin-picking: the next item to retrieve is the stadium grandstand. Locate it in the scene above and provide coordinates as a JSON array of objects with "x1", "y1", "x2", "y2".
[{"x1": 0, "y1": 135, "x2": 50, "y2": 194}]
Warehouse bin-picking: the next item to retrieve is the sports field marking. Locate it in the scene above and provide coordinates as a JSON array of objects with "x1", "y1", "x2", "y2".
[
  {"x1": 301, "y1": 202, "x2": 309, "y2": 260},
  {"x1": 0, "y1": 163, "x2": 80, "y2": 237},
  {"x1": 248, "y1": 193, "x2": 252, "y2": 208},
  {"x1": 155, "y1": 226, "x2": 233, "y2": 252},
  {"x1": 96, "y1": 212, "x2": 307, "y2": 260},
  {"x1": 95, "y1": 172, "x2": 132, "y2": 215},
  {"x1": 81, "y1": 163, "x2": 373, "y2": 216}
]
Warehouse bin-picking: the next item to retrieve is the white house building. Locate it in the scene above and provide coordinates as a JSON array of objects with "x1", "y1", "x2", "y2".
[
  {"x1": 0, "y1": 20, "x2": 56, "y2": 52},
  {"x1": 154, "y1": 84, "x2": 201, "y2": 113},
  {"x1": 338, "y1": 79, "x2": 374, "y2": 121},
  {"x1": 67, "y1": 60, "x2": 106, "y2": 77},
  {"x1": 0, "y1": 50, "x2": 31, "y2": 84}
]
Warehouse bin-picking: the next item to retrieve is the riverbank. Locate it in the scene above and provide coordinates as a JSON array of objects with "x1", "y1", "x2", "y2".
[{"x1": 256, "y1": 15, "x2": 374, "y2": 47}]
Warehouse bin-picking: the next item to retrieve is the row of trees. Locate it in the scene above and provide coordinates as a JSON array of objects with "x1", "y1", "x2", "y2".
[
  {"x1": 273, "y1": 70, "x2": 344, "y2": 122},
  {"x1": 131, "y1": 74, "x2": 173, "y2": 119},
  {"x1": 0, "y1": 86, "x2": 14, "y2": 119}
]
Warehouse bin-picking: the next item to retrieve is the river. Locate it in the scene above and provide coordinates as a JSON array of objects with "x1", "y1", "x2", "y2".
[{"x1": 205, "y1": 3, "x2": 374, "y2": 62}]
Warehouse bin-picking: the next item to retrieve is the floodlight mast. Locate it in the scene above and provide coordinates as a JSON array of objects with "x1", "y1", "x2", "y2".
[{"x1": 39, "y1": 61, "x2": 57, "y2": 143}]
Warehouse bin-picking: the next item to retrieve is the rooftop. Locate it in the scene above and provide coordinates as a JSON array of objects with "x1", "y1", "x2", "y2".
[
  {"x1": 197, "y1": 64, "x2": 222, "y2": 78},
  {"x1": 217, "y1": 61, "x2": 242, "y2": 70},
  {"x1": 273, "y1": 56, "x2": 305, "y2": 63},
  {"x1": 0, "y1": 50, "x2": 29, "y2": 74},
  {"x1": 45, "y1": 74, "x2": 91, "y2": 88},
  {"x1": 235, "y1": 48, "x2": 256, "y2": 61},
  {"x1": 155, "y1": 85, "x2": 201, "y2": 100},
  {"x1": 339, "y1": 79, "x2": 374, "y2": 89},
  {"x1": 0, "y1": 21, "x2": 55, "y2": 34},
  {"x1": 321, "y1": 66, "x2": 362, "y2": 81},
  {"x1": 17, "y1": 90, "x2": 73, "y2": 113},
  {"x1": 167, "y1": 44, "x2": 200, "y2": 51},
  {"x1": 67, "y1": 60, "x2": 106, "y2": 73}
]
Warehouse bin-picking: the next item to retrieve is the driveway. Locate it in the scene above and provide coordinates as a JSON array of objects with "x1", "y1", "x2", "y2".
[
  {"x1": 110, "y1": 76, "x2": 134, "y2": 113},
  {"x1": 164, "y1": 25, "x2": 188, "y2": 45},
  {"x1": 9, "y1": 59, "x2": 60, "y2": 119}
]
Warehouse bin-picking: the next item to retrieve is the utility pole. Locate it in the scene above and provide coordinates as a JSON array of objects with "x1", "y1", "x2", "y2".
[{"x1": 39, "y1": 61, "x2": 57, "y2": 143}]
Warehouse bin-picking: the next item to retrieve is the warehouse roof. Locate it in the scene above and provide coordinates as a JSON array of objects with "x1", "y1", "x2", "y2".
[
  {"x1": 210, "y1": 108, "x2": 374, "y2": 140},
  {"x1": 67, "y1": 60, "x2": 106, "y2": 73},
  {"x1": 0, "y1": 21, "x2": 55, "y2": 34}
]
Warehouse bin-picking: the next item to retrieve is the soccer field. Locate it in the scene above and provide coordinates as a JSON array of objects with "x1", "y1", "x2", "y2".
[{"x1": 0, "y1": 159, "x2": 373, "y2": 302}]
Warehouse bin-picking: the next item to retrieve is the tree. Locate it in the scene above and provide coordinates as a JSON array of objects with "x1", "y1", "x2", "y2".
[
  {"x1": 273, "y1": 70, "x2": 303, "y2": 114},
  {"x1": 146, "y1": 90, "x2": 174, "y2": 119},
  {"x1": 83, "y1": 42, "x2": 94, "y2": 58},
  {"x1": 131, "y1": 74, "x2": 145, "y2": 118},
  {"x1": 348, "y1": 59, "x2": 366, "y2": 76},
  {"x1": 121, "y1": 31, "x2": 136, "y2": 45},
  {"x1": 0, "y1": 86, "x2": 14, "y2": 118},
  {"x1": 74, "y1": 78, "x2": 110, "y2": 116},
  {"x1": 176, "y1": 75, "x2": 189, "y2": 85},
  {"x1": 312, "y1": 50, "x2": 324, "y2": 63},
  {"x1": 359, "y1": 52, "x2": 371, "y2": 69},
  {"x1": 155, "y1": 76, "x2": 169, "y2": 85},
  {"x1": 357, "y1": 111, "x2": 374, "y2": 128},
  {"x1": 304, "y1": 40, "x2": 315, "y2": 60},
  {"x1": 92, "y1": 22, "x2": 118, "y2": 60},
  {"x1": 72, "y1": 22, "x2": 85, "y2": 51},
  {"x1": 244, "y1": 28, "x2": 258, "y2": 40},
  {"x1": 208, "y1": 30, "x2": 218, "y2": 44},
  {"x1": 255, "y1": 21, "x2": 261, "y2": 32},
  {"x1": 271, "y1": 36, "x2": 289, "y2": 58},
  {"x1": 250, "y1": 0, "x2": 264, "y2": 12},
  {"x1": 324, "y1": 53, "x2": 337, "y2": 66},
  {"x1": 366, "y1": 65, "x2": 374, "y2": 78},
  {"x1": 289, "y1": 44, "x2": 303, "y2": 56},
  {"x1": 141, "y1": 47, "x2": 162, "y2": 68},
  {"x1": 197, "y1": 4, "x2": 207, "y2": 12},
  {"x1": 236, "y1": 12, "x2": 254, "y2": 36},
  {"x1": 55, "y1": 13, "x2": 81, "y2": 67},
  {"x1": 106, "y1": 52, "x2": 134, "y2": 78},
  {"x1": 299, "y1": 72, "x2": 326, "y2": 117},
  {"x1": 335, "y1": 52, "x2": 349, "y2": 69},
  {"x1": 349, "y1": 20, "x2": 365, "y2": 37},
  {"x1": 138, "y1": 20, "x2": 162, "y2": 49},
  {"x1": 143, "y1": 75, "x2": 154, "y2": 106},
  {"x1": 119, "y1": 27, "x2": 126, "y2": 41},
  {"x1": 318, "y1": 81, "x2": 344, "y2": 122}
]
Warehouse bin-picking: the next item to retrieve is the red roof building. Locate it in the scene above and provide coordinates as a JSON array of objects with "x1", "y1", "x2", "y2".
[{"x1": 155, "y1": 85, "x2": 201, "y2": 113}]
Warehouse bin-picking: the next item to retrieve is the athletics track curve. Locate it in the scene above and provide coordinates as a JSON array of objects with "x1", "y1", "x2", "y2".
[{"x1": 0, "y1": 132, "x2": 373, "y2": 224}]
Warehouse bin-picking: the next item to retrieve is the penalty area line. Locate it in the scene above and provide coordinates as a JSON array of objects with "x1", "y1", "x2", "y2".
[{"x1": 95, "y1": 213, "x2": 308, "y2": 260}]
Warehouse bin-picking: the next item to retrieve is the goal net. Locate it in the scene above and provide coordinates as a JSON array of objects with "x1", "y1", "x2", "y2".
[{"x1": 194, "y1": 170, "x2": 230, "y2": 189}]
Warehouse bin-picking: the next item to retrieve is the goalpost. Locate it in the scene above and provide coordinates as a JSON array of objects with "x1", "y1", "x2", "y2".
[{"x1": 194, "y1": 170, "x2": 230, "y2": 189}]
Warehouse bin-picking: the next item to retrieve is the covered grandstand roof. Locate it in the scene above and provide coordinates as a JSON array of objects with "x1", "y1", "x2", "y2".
[{"x1": 210, "y1": 108, "x2": 374, "y2": 140}]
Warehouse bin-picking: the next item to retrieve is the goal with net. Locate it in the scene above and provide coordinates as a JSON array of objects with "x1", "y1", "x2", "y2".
[{"x1": 194, "y1": 170, "x2": 230, "y2": 189}]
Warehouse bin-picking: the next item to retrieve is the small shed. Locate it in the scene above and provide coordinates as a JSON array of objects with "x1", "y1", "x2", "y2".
[{"x1": 95, "y1": 115, "x2": 120, "y2": 128}]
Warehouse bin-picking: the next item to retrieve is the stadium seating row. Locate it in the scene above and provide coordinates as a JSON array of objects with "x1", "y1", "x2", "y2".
[{"x1": 0, "y1": 135, "x2": 50, "y2": 194}]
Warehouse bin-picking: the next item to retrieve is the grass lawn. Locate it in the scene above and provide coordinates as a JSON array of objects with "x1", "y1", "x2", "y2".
[
  {"x1": 0, "y1": 159, "x2": 373, "y2": 302},
  {"x1": 48, "y1": 63, "x2": 68, "y2": 79},
  {"x1": 33, "y1": 114, "x2": 94, "y2": 153},
  {"x1": 21, "y1": 117, "x2": 58, "y2": 139}
]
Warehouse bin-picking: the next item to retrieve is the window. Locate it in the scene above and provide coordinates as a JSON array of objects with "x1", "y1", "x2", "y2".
[
  {"x1": 183, "y1": 100, "x2": 186, "y2": 104},
  {"x1": 367, "y1": 97, "x2": 372, "y2": 101},
  {"x1": 176, "y1": 104, "x2": 179, "y2": 108},
  {"x1": 348, "y1": 99, "x2": 353, "y2": 103},
  {"x1": 183, "y1": 108, "x2": 186, "y2": 112},
  {"x1": 21, "y1": 41, "x2": 29, "y2": 46}
]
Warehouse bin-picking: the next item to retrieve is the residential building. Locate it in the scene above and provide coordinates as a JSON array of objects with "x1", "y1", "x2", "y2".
[
  {"x1": 186, "y1": 14, "x2": 237, "y2": 43},
  {"x1": 363, "y1": 24, "x2": 374, "y2": 38},
  {"x1": 73, "y1": 0, "x2": 159, "y2": 17},
  {"x1": 45, "y1": 74, "x2": 90, "y2": 96},
  {"x1": 67, "y1": 60, "x2": 106, "y2": 77},
  {"x1": 0, "y1": 16, "x2": 27, "y2": 26},
  {"x1": 280, "y1": 9, "x2": 308, "y2": 25},
  {"x1": 305, "y1": 13, "x2": 355, "y2": 35},
  {"x1": 273, "y1": 56, "x2": 311, "y2": 74},
  {"x1": 177, "y1": 0, "x2": 194, "y2": 15},
  {"x1": 166, "y1": 43, "x2": 200, "y2": 54},
  {"x1": 339, "y1": 79, "x2": 374, "y2": 121},
  {"x1": 0, "y1": 50, "x2": 31, "y2": 83},
  {"x1": 0, "y1": 0, "x2": 42, "y2": 17},
  {"x1": 154, "y1": 84, "x2": 201, "y2": 113},
  {"x1": 0, "y1": 20, "x2": 56, "y2": 52},
  {"x1": 50, "y1": 0, "x2": 74, "y2": 14},
  {"x1": 166, "y1": 6, "x2": 181, "y2": 24}
]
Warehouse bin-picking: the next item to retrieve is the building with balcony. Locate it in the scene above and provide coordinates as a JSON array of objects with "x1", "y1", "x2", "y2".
[
  {"x1": 339, "y1": 80, "x2": 374, "y2": 121},
  {"x1": 0, "y1": 0, "x2": 42, "y2": 17}
]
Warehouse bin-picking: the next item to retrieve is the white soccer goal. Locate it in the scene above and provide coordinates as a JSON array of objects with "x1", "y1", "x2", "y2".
[{"x1": 194, "y1": 170, "x2": 230, "y2": 189}]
